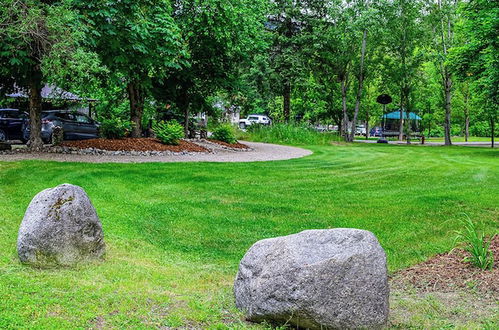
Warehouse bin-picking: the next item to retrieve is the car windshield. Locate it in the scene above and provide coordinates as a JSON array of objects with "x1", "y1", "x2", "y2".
[{"x1": 75, "y1": 115, "x2": 92, "y2": 124}]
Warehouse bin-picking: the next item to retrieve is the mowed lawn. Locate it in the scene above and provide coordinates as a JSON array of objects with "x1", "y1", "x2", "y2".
[{"x1": 0, "y1": 144, "x2": 497, "y2": 328}]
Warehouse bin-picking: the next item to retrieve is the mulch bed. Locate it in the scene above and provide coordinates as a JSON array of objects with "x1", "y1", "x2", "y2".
[
  {"x1": 61, "y1": 138, "x2": 209, "y2": 153},
  {"x1": 392, "y1": 236, "x2": 498, "y2": 294},
  {"x1": 207, "y1": 139, "x2": 250, "y2": 149}
]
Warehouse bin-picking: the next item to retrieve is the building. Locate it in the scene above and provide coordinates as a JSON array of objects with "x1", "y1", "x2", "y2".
[{"x1": 5, "y1": 84, "x2": 97, "y2": 117}]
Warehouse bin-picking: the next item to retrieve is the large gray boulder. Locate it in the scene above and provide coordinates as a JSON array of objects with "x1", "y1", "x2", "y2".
[
  {"x1": 17, "y1": 184, "x2": 105, "y2": 267},
  {"x1": 234, "y1": 229, "x2": 389, "y2": 329}
]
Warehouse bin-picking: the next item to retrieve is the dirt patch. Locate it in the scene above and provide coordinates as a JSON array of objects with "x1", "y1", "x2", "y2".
[
  {"x1": 61, "y1": 138, "x2": 209, "y2": 153},
  {"x1": 207, "y1": 139, "x2": 250, "y2": 150},
  {"x1": 391, "y1": 236, "x2": 498, "y2": 294}
]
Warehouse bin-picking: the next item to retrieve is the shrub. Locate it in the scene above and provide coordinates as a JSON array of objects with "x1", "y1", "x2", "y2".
[
  {"x1": 212, "y1": 124, "x2": 237, "y2": 144},
  {"x1": 154, "y1": 120, "x2": 184, "y2": 145},
  {"x1": 454, "y1": 215, "x2": 495, "y2": 270},
  {"x1": 100, "y1": 118, "x2": 132, "y2": 139}
]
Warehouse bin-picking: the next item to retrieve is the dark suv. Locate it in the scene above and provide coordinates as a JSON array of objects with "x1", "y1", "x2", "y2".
[
  {"x1": 0, "y1": 109, "x2": 29, "y2": 143},
  {"x1": 40, "y1": 110, "x2": 100, "y2": 142}
]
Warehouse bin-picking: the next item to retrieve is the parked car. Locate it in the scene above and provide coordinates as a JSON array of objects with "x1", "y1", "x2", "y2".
[
  {"x1": 24, "y1": 110, "x2": 100, "y2": 143},
  {"x1": 43, "y1": 110, "x2": 100, "y2": 142},
  {"x1": 370, "y1": 126, "x2": 383, "y2": 137},
  {"x1": 239, "y1": 114, "x2": 272, "y2": 129},
  {"x1": 355, "y1": 125, "x2": 367, "y2": 136},
  {"x1": 0, "y1": 109, "x2": 29, "y2": 143}
]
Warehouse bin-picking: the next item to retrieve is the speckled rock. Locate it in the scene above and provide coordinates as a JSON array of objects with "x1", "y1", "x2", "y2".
[
  {"x1": 17, "y1": 184, "x2": 105, "y2": 267},
  {"x1": 234, "y1": 229, "x2": 389, "y2": 329}
]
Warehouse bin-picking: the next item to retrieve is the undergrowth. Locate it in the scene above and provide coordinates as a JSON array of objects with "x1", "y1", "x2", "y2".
[{"x1": 236, "y1": 123, "x2": 340, "y2": 146}]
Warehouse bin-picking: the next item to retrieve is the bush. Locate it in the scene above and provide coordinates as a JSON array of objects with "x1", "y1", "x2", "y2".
[
  {"x1": 454, "y1": 215, "x2": 495, "y2": 270},
  {"x1": 154, "y1": 120, "x2": 184, "y2": 145},
  {"x1": 212, "y1": 124, "x2": 237, "y2": 144},
  {"x1": 100, "y1": 118, "x2": 132, "y2": 139}
]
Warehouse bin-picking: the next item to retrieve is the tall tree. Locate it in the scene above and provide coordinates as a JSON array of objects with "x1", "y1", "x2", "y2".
[
  {"x1": 153, "y1": 0, "x2": 268, "y2": 136},
  {"x1": 450, "y1": 0, "x2": 498, "y2": 148},
  {"x1": 267, "y1": 0, "x2": 310, "y2": 122},
  {"x1": 308, "y1": 0, "x2": 378, "y2": 142},
  {"x1": 72, "y1": 0, "x2": 186, "y2": 137},
  {"x1": 0, "y1": 0, "x2": 81, "y2": 149},
  {"x1": 426, "y1": 0, "x2": 461, "y2": 145},
  {"x1": 382, "y1": 0, "x2": 425, "y2": 141}
]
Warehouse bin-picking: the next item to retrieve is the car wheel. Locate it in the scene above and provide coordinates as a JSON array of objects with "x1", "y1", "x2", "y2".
[
  {"x1": 0, "y1": 129, "x2": 6, "y2": 142},
  {"x1": 239, "y1": 123, "x2": 246, "y2": 129}
]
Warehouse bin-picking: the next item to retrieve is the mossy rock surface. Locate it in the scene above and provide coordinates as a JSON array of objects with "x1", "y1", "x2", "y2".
[{"x1": 17, "y1": 184, "x2": 105, "y2": 268}]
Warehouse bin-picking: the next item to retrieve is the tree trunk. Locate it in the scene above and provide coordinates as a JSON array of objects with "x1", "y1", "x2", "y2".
[
  {"x1": 365, "y1": 114, "x2": 369, "y2": 140},
  {"x1": 398, "y1": 99, "x2": 404, "y2": 141},
  {"x1": 443, "y1": 73, "x2": 453, "y2": 146},
  {"x1": 491, "y1": 116, "x2": 495, "y2": 149},
  {"x1": 178, "y1": 88, "x2": 190, "y2": 137},
  {"x1": 127, "y1": 82, "x2": 144, "y2": 138},
  {"x1": 341, "y1": 77, "x2": 350, "y2": 141},
  {"x1": 28, "y1": 69, "x2": 43, "y2": 150},
  {"x1": 349, "y1": 29, "x2": 368, "y2": 143},
  {"x1": 465, "y1": 111, "x2": 470, "y2": 142},
  {"x1": 183, "y1": 105, "x2": 190, "y2": 138},
  {"x1": 283, "y1": 80, "x2": 291, "y2": 122},
  {"x1": 464, "y1": 88, "x2": 469, "y2": 142}
]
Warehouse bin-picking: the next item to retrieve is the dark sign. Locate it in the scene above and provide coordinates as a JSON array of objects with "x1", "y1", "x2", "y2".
[{"x1": 377, "y1": 94, "x2": 393, "y2": 105}]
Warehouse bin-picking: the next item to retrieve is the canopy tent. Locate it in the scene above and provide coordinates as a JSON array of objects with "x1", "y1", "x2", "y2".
[
  {"x1": 382, "y1": 111, "x2": 422, "y2": 121},
  {"x1": 381, "y1": 110, "x2": 422, "y2": 137}
]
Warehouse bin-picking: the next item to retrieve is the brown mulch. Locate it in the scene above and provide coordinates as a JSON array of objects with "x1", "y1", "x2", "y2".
[
  {"x1": 207, "y1": 139, "x2": 250, "y2": 149},
  {"x1": 392, "y1": 236, "x2": 498, "y2": 294},
  {"x1": 61, "y1": 138, "x2": 209, "y2": 153}
]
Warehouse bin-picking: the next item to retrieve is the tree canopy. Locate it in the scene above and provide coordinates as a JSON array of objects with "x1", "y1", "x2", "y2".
[{"x1": 0, "y1": 0, "x2": 497, "y2": 144}]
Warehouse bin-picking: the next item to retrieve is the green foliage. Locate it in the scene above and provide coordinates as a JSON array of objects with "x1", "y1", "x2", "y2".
[
  {"x1": 454, "y1": 216, "x2": 495, "y2": 270},
  {"x1": 212, "y1": 124, "x2": 237, "y2": 144},
  {"x1": 449, "y1": 0, "x2": 498, "y2": 140},
  {"x1": 72, "y1": 0, "x2": 187, "y2": 135},
  {"x1": 73, "y1": 0, "x2": 186, "y2": 81},
  {"x1": 100, "y1": 118, "x2": 132, "y2": 139},
  {"x1": 153, "y1": 120, "x2": 184, "y2": 145},
  {"x1": 151, "y1": 0, "x2": 269, "y2": 128},
  {"x1": 238, "y1": 123, "x2": 340, "y2": 146},
  {"x1": 0, "y1": 0, "x2": 91, "y2": 147}
]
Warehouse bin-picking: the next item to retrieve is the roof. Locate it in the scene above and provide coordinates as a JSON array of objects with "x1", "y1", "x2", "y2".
[
  {"x1": 382, "y1": 111, "x2": 422, "y2": 120},
  {"x1": 6, "y1": 84, "x2": 96, "y2": 102}
]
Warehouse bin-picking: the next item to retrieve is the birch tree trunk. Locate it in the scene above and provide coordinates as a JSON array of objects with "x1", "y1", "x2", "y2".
[
  {"x1": 341, "y1": 76, "x2": 350, "y2": 141},
  {"x1": 443, "y1": 72, "x2": 453, "y2": 146},
  {"x1": 349, "y1": 29, "x2": 368, "y2": 142}
]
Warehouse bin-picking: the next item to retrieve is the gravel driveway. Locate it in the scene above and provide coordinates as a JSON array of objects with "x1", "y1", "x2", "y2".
[{"x1": 0, "y1": 141, "x2": 312, "y2": 163}]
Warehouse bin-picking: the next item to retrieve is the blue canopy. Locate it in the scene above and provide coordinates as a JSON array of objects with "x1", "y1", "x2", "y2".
[{"x1": 382, "y1": 111, "x2": 422, "y2": 120}]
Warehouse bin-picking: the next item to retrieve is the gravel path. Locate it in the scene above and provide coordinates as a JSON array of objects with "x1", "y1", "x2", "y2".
[{"x1": 0, "y1": 141, "x2": 312, "y2": 163}]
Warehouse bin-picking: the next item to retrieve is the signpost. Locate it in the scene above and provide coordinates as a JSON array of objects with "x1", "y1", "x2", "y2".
[{"x1": 376, "y1": 94, "x2": 392, "y2": 143}]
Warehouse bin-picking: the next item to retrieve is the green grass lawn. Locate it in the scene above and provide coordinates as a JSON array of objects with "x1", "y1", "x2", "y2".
[{"x1": 0, "y1": 144, "x2": 498, "y2": 328}]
